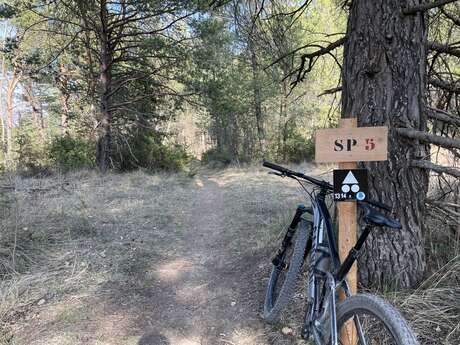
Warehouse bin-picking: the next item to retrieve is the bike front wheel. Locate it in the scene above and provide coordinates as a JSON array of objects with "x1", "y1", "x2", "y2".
[
  {"x1": 335, "y1": 293, "x2": 419, "y2": 345},
  {"x1": 263, "y1": 218, "x2": 308, "y2": 323}
]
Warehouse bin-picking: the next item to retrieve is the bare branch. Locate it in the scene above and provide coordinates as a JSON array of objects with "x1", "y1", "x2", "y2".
[
  {"x1": 427, "y1": 41, "x2": 460, "y2": 59},
  {"x1": 110, "y1": 12, "x2": 194, "y2": 42},
  {"x1": 429, "y1": 77, "x2": 460, "y2": 93},
  {"x1": 288, "y1": 37, "x2": 346, "y2": 87},
  {"x1": 440, "y1": 5, "x2": 460, "y2": 25},
  {"x1": 396, "y1": 127, "x2": 460, "y2": 150},
  {"x1": 411, "y1": 159, "x2": 460, "y2": 178},
  {"x1": 403, "y1": 0, "x2": 459, "y2": 15},
  {"x1": 318, "y1": 86, "x2": 342, "y2": 97},
  {"x1": 427, "y1": 107, "x2": 460, "y2": 127},
  {"x1": 426, "y1": 199, "x2": 460, "y2": 208},
  {"x1": 266, "y1": 36, "x2": 345, "y2": 70}
]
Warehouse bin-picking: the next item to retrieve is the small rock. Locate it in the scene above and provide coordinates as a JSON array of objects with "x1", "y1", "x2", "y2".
[
  {"x1": 37, "y1": 299, "x2": 46, "y2": 306},
  {"x1": 435, "y1": 326, "x2": 441, "y2": 332},
  {"x1": 281, "y1": 327, "x2": 294, "y2": 336},
  {"x1": 230, "y1": 301, "x2": 236, "y2": 307},
  {"x1": 99, "y1": 251, "x2": 106, "y2": 258}
]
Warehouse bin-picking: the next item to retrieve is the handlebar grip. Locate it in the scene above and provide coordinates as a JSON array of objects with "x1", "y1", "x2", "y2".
[{"x1": 263, "y1": 161, "x2": 291, "y2": 174}]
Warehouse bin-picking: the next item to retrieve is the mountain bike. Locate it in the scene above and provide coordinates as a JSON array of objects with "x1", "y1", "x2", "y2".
[{"x1": 262, "y1": 161, "x2": 419, "y2": 345}]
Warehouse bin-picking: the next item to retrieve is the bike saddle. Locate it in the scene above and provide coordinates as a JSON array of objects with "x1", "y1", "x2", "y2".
[{"x1": 359, "y1": 203, "x2": 402, "y2": 229}]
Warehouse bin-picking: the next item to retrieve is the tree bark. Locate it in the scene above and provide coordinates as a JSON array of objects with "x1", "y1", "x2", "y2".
[
  {"x1": 342, "y1": 0, "x2": 429, "y2": 288},
  {"x1": 96, "y1": 1, "x2": 113, "y2": 173}
]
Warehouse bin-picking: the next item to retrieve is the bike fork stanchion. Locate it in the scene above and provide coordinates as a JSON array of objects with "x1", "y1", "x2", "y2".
[
  {"x1": 271, "y1": 204, "x2": 308, "y2": 268},
  {"x1": 327, "y1": 274, "x2": 338, "y2": 345}
]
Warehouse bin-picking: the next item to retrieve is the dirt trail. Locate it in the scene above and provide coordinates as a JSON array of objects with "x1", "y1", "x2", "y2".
[{"x1": 138, "y1": 175, "x2": 270, "y2": 345}]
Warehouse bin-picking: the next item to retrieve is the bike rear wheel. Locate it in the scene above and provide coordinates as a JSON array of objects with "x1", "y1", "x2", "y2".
[
  {"x1": 336, "y1": 293, "x2": 419, "y2": 345},
  {"x1": 263, "y1": 218, "x2": 308, "y2": 323}
]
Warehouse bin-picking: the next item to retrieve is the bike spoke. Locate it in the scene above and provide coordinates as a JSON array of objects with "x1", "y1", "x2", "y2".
[
  {"x1": 339, "y1": 311, "x2": 399, "y2": 345},
  {"x1": 354, "y1": 315, "x2": 367, "y2": 345}
]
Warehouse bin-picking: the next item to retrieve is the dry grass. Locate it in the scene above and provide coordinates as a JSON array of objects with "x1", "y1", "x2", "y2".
[
  {"x1": 0, "y1": 164, "x2": 458, "y2": 345},
  {"x1": 0, "y1": 169, "x2": 201, "y2": 344},
  {"x1": 390, "y1": 256, "x2": 460, "y2": 345}
]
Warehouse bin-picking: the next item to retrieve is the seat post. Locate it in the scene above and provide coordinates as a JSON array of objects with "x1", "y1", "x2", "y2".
[{"x1": 335, "y1": 225, "x2": 372, "y2": 282}]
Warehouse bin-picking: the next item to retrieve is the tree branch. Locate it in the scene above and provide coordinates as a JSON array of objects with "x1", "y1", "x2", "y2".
[
  {"x1": 429, "y1": 77, "x2": 460, "y2": 93},
  {"x1": 266, "y1": 37, "x2": 345, "y2": 70},
  {"x1": 403, "y1": 0, "x2": 459, "y2": 15},
  {"x1": 427, "y1": 106, "x2": 460, "y2": 127},
  {"x1": 396, "y1": 128, "x2": 460, "y2": 150},
  {"x1": 441, "y1": 5, "x2": 460, "y2": 25},
  {"x1": 411, "y1": 159, "x2": 460, "y2": 178},
  {"x1": 427, "y1": 41, "x2": 460, "y2": 59},
  {"x1": 289, "y1": 37, "x2": 346, "y2": 87},
  {"x1": 110, "y1": 12, "x2": 194, "y2": 42},
  {"x1": 318, "y1": 86, "x2": 342, "y2": 97}
]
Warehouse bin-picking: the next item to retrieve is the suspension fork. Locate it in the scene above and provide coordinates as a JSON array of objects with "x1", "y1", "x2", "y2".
[
  {"x1": 271, "y1": 204, "x2": 311, "y2": 268},
  {"x1": 327, "y1": 273, "x2": 338, "y2": 345},
  {"x1": 302, "y1": 203, "x2": 322, "y2": 340}
]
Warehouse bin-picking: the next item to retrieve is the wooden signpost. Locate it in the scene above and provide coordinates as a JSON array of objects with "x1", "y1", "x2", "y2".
[{"x1": 315, "y1": 118, "x2": 388, "y2": 345}]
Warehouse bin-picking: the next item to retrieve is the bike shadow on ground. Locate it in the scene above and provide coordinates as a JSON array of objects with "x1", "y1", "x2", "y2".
[{"x1": 138, "y1": 330, "x2": 170, "y2": 345}]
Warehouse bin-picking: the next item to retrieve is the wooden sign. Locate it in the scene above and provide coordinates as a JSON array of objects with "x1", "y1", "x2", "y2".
[{"x1": 315, "y1": 126, "x2": 388, "y2": 163}]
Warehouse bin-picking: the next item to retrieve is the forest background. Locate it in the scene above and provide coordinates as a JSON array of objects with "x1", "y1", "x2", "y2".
[{"x1": 0, "y1": 0, "x2": 345, "y2": 173}]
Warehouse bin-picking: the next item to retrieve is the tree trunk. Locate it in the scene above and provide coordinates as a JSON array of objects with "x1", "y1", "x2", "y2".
[
  {"x1": 83, "y1": 31, "x2": 99, "y2": 138},
  {"x1": 6, "y1": 73, "x2": 20, "y2": 168},
  {"x1": 249, "y1": 38, "x2": 264, "y2": 154},
  {"x1": 0, "y1": 26, "x2": 7, "y2": 162},
  {"x1": 96, "y1": 1, "x2": 113, "y2": 173},
  {"x1": 23, "y1": 82, "x2": 45, "y2": 138},
  {"x1": 278, "y1": 81, "x2": 288, "y2": 161},
  {"x1": 56, "y1": 63, "x2": 70, "y2": 136},
  {"x1": 342, "y1": 0, "x2": 429, "y2": 288}
]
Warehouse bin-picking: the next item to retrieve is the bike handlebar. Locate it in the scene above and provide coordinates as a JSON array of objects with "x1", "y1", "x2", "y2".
[
  {"x1": 263, "y1": 160, "x2": 333, "y2": 190},
  {"x1": 262, "y1": 160, "x2": 393, "y2": 213}
]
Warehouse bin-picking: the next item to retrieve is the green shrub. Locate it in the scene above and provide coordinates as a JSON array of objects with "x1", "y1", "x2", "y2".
[
  {"x1": 201, "y1": 147, "x2": 232, "y2": 165},
  {"x1": 279, "y1": 131, "x2": 314, "y2": 163},
  {"x1": 115, "y1": 131, "x2": 190, "y2": 172},
  {"x1": 15, "y1": 129, "x2": 49, "y2": 176},
  {"x1": 48, "y1": 136, "x2": 95, "y2": 171}
]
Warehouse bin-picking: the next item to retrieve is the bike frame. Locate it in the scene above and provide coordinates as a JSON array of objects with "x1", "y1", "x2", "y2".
[{"x1": 283, "y1": 188, "x2": 368, "y2": 344}]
